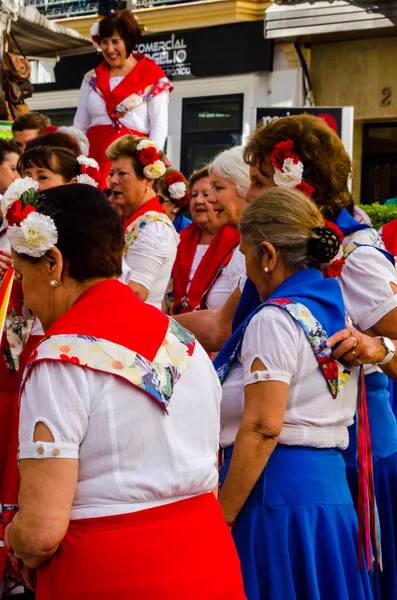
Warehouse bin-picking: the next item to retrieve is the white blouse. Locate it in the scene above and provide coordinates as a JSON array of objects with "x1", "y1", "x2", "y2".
[
  {"x1": 19, "y1": 341, "x2": 221, "y2": 520},
  {"x1": 220, "y1": 306, "x2": 358, "y2": 449},
  {"x1": 125, "y1": 220, "x2": 179, "y2": 309},
  {"x1": 73, "y1": 76, "x2": 169, "y2": 149},
  {"x1": 186, "y1": 244, "x2": 209, "y2": 294},
  {"x1": 205, "y1": 249, "x2": 245, "y2": 311}
]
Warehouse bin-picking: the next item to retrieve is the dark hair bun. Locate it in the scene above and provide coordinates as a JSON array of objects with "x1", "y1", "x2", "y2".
[{"x1": 308, "y1": 225, "x2": 341, "y2": 264}]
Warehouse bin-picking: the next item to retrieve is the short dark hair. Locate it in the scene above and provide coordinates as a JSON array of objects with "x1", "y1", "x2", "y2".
[
  {"x1": 18, "y1": 147, "x2": 80, "y2": 182},
  {"x1": 0, "y1": 139, "x2": 20, "y2": 165},
  {"x1": 11, "y1": 112, "x2": 50, "y2": 134},
  {"x1": 26, "y1": 132, "x2": 81, "y2": 156},
  {"x1": 98, "y1": 9, "x2": 141, "y2": 56},
  {"x1": 23, "y1": 184, "x2": 123, "y2": 281}
]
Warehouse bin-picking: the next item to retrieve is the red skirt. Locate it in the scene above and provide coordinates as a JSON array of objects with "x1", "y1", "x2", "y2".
[
  {"x1": 37, "y1": 493, "x2": 246, "y2": 600},
  {"x1": 87, "y1": 124, "x2": 148, "y2": 190},
  {"x1": 0, "y1": 334, "x2": 42, "y2": 578}
]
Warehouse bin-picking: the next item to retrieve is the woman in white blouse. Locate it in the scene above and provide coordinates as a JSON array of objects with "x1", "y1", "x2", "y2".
[
  {"x1": 4, "y1": 184, "x2": 246, "y2": 600},
  {"x1": 73, "y1": 9, "x2": 172, "y2": 189},
  {"x1": 217, "y1": 187, "x2": 372, "y2": 600},
  {"x1": 107, "y1": 134, "x2": 179, "y2": 309}
]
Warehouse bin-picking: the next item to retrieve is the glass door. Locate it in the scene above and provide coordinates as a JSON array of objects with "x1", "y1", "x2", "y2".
[{"x1": 181, "y1": 94, "x2": 243, "y2": 176}]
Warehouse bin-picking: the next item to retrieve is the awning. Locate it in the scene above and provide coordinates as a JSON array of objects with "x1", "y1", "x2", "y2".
[
  {"x1": 9, "y1": 6, "x2": 94, "y2": 58},
  {"x1": 265, "y1": 1, "x2": 397, "y2": 41}
]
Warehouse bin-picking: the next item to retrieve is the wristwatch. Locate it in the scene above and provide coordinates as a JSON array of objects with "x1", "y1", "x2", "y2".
[{"x1": 377, "y1": 336, "x2": 396, "y2": 365}]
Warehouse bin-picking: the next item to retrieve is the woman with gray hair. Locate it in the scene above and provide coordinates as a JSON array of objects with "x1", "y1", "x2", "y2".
[
  {"x1": 201, "y1": 145, "x2": 249, "y2": 310},
  {"x1": 216, "y1": 186, "x2": 373, "y2": 600}
]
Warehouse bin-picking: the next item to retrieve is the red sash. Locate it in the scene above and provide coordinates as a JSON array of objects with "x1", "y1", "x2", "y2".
[
  {"x1": 124, "y1": 196, "x2": 166, "y2": 232},
  {"x1": 171, "y1": 224, "x2": 240, "y2": 315},
  {"x1": 40, "y1": 280, "x2": 168, "y2": 362},
  {"x1": 94, "y1": 55, "x2": 173, "y2": 125},
  {"x1": 381, "y1": 219, "x2": 397, "y2": 256}
]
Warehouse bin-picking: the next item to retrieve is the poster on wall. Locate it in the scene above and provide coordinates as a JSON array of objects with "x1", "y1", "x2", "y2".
[{"x1": 255, "y1": 106, "x2": 354, "y2": 159}]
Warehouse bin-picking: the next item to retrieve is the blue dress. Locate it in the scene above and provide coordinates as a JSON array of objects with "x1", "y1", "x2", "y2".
[
  {"x1": 173, "y1": 214, "x2": 191, "y2": 233},
  {"x1": 216, "y1": 269, "x2": 374, "y2": 600}
]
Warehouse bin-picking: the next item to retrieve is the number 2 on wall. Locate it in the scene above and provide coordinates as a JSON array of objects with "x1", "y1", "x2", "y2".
[{"x1": 381, "y1": 87, "x2": 392, "y2": 107}]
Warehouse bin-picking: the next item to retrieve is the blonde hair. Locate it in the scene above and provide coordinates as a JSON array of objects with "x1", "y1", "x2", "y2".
[
  {"x1": 240, "y1": 188, "x2": 340, "y2": 270},
  {"x1": 106, "y1": 135, "x2": 165, "y2": 180},
  {"x1": 209, "y1": 146, "x2": 250, "y2": 199}
]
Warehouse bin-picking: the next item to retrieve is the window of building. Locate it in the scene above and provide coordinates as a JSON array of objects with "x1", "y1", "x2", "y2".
[
  {"x1": 362, "y1": 123, "x2": 397, "y2": 205},
  {"x1": 181, "y1": 94, "x2": 243, "y2": 176}
]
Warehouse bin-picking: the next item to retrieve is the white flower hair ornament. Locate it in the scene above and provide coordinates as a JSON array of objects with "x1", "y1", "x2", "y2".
[
  {"x1": 136, "y1": 138, "x2": 166, "y2": 180},
  {"x1": 77, "y1": 155, "x2": 100, "y2": 187},
  {"x1": 90, "y1": 21, "x2": 101, "y2": 50},
  {"x1": 3, "y1": 178, "x2": 58, "y2": 258},
  {"x1": 270, "y1": 140, "x2": 316, "y2": 198}
]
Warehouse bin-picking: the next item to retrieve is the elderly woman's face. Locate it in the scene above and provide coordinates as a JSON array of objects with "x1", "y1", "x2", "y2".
[
  {"x1": 109, "y1": 157, "x2": 149, "y2": 218},
  {"x1": 246, "y1": 160, "x2": 274, "y2": 203},
  {"x1": 189, "y1": 177, "x2": 219, "y2": 232},
  {"x1": 209, "y1": 174, "x2": 247, "y2": 229}
]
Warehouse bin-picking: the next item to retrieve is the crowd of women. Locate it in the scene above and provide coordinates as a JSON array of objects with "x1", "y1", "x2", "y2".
[{"x1": 1, "y1": 6, "x2": 397, "y2": 600}]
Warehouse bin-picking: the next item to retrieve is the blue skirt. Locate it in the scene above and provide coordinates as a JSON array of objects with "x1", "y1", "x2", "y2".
[{"x1": 221, "y1": 445, "x2": 373, "y2": 600}]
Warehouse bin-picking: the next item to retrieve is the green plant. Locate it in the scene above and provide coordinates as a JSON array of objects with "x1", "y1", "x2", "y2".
[{"x1": 358, "y1": 203, "x2": 397, "y2": 230}]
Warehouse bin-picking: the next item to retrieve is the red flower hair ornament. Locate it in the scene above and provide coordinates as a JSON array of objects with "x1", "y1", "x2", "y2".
[{"x1": 270, "y1": 140, "x2": 316, "y2": 198}]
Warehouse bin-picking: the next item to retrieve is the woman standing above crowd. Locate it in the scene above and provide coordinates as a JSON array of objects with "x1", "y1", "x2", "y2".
[
  {"x1": 74, "y1": 9, "x2": 172, "y2": 189},
  {"x1": 3, "y1": 184, "x2": 246, "y2": 600},
  {"x1": 107, "y1": 134, "x2": 179, "y2": 309},
  {"x1": 218, "y1": 187, "x2": 372, "y2": 600}
]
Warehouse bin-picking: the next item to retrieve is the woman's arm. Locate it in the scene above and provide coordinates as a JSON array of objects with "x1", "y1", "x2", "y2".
[
  {"x1": 73, "y1": 78, "x2": 91, "y2": 134},
  {"x1": 174, "y1": 284, "x2": 242, "y2": 352},
  {"x1": 9, "y1": 423, "x2": 78, "y2": 569},
  {"x1": 147, "y1": 92, "x2": 169, "y2": 150},
  {"x1": 219, "y1": 361, "x2": 289, "y2": 523},
  {"x1": 125, "y1": 221, "x2": 171, "y2": 302}
]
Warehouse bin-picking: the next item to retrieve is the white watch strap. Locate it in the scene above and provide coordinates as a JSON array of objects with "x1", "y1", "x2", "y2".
[{"x1": 377, "y1": 337, "x2": 395, "y2": 366}]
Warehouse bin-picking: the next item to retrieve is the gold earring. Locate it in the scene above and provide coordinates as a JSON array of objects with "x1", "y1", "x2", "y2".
[{"x1": 50, "y1": 279, "x2": 61, "y2": 288}]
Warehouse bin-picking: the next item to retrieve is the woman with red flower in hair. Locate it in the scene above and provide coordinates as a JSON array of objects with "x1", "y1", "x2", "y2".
[
  {"x1": 106, "y1": 135, "x2": 179, "y2": 310},
  {"x1": 156, "y1": 168, "x2": 192, "y2": 233}
]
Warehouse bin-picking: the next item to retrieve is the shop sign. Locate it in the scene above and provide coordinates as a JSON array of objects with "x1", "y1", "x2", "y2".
[
  {"x1": 256, "y1": 107, "x2": 343, "y2": 137},
  {"x1": 136, "y1": 34, "x2": 190, "y2": 78}
]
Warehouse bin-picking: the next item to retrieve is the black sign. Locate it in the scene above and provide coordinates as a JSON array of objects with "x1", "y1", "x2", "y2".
[
  {"x1": 256, "y1": 107, "x2": 343, "y2": 137},
  {"x1": 37, "y1": 21, "x2": 273, "y2": 92},
  {"x1": 135, "y1": 21, "x2": 273, "y2": 80}
]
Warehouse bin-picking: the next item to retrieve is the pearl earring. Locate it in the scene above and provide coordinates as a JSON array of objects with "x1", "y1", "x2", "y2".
[
  {"x1": 264, "y1": 267, "x2": 269, "y2": 274},
  {"x1": 50, "y1": 279, "x2": 61, "y2": 288},
  {"x1": 146, "y1": 187, "x2": 150, "y2": 193}
]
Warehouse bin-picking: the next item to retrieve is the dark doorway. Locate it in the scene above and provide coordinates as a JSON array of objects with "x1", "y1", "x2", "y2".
[
  {"x1": 181, "y1": 94, "x2": 243, "y2": 176},
  {"x1": 362, "y1": 122, "x2": 397, "y2": 205}
]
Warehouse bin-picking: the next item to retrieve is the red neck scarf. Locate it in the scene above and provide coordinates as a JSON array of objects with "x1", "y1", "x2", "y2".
[
  {"x1": 94, "y1": 55, "x2": 170, "y2": 120},
  {"x1": 45, "y1": 279, "x2": 168, "y2": 361},
  {"x1": 123, "y1": 196, "x2": 166, "y2": 232},
  {"x1": 171, "y1": 223, "x2": 240, "y2": 315}
]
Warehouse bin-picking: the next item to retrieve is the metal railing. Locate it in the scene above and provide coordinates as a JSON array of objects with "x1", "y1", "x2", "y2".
[{"x1": 24, "y1": 0, "x2": 199, "y2": 19}]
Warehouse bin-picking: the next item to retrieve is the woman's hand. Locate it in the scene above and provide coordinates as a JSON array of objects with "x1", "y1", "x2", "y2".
[
  {"x1": 0, "y1": 250, "x2": 13, "y2": 276},
  {"x1": 327, "y1": 327, "x2": 386, "y2": 366}
]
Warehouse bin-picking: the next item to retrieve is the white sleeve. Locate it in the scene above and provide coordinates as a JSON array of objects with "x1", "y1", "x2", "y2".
[
  {"x1": 241, "y1": 306, "x2": 300, "y2": 385},
  {"x1": 19, "y1": 362, "x2": 90, "y2": 459},
  {"x1": 125, "y1": 221, "x2": 171, "y2": 291},
  {"x1": 339, "y1": 246, "x2": 397, "y2": 330},
  {"x1": 73, "y1": 78, "x2": 92, "y2": 134},
  {"x1": 225, "y1": 249, "x2": 246, "y2": 291},
  {"x1": 147, "y1": 91, "x2": 169, "y2": 150}
]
